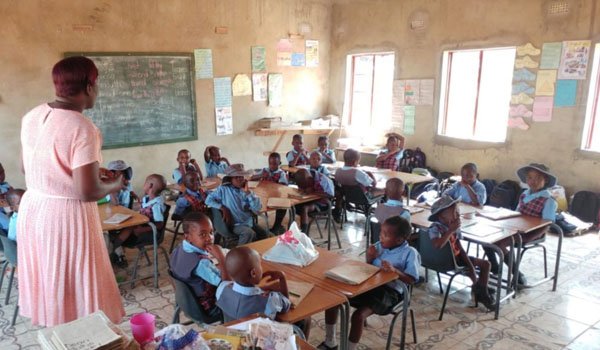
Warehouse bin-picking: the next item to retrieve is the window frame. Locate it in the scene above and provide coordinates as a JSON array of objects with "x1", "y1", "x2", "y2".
[{"x1": 581, "y1": 43, "x2": 600, "y2": 152}]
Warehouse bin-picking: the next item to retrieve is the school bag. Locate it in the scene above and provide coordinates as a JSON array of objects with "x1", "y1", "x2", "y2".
[
  {"x1": 480, "y1": 179, "x2": 497, "y2": 205},
  {"x1": 488, "y1": 180, "x2": 522, "y2": 210},
  {"x1": 569, "y1": 191, "x2": 600, "y2": 225},
  {"x1": 398, "y1": 147, "x2": 427, "y2": 173},
  {"x1": 398, "y1": 149, "x2": 414, "y2": 172}
]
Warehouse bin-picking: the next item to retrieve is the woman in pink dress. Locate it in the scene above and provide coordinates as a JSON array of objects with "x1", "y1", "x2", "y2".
[{"x1": 18, "y1": 56, "x2": 125, "y2": 326}]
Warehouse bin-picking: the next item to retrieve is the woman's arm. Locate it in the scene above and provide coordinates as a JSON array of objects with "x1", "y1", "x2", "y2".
[{"x1": 73, "y1": 162, "x2": 123, "y2": 202}]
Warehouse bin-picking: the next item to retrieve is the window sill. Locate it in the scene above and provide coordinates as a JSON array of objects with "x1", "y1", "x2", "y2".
[
  {"x1": 434, "y1": 134, "x2": 508, "y2": 150},
  {"x1": 573, "y1": 148, "x2": 600, "y2": 161}
]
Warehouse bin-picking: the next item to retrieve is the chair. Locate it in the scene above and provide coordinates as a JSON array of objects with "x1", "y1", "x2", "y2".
[
  {"x1": 306, "y1": 198, "x2": 342, "y2": 250},
  {"x1": 210, "y1": 207, "x2": 239, "y2": 248},
  {"x1": 418, "y1": 230, "x2": 469, "y2": 320},
  {"x1": 122, "y1": 204, "x2": 172, "y2": 289},
  {"x1": 339, "y1": 185, "x2": 382, "y2": 244},
  {"x1": 0, "y1": 235, "x2": 19, "y2": 326},
  {"x1": 168, "y1": 213, "x2": 184, "y2": 253},
  {"x1": 168, "y1": 270, "x2": 222, "y2": 325},
  {"x1": 516, "y1": 223, "x2": 563, "y2": 291},
  {"x1": 385, "y1": 283, "x2": 417, "y2": 350}
]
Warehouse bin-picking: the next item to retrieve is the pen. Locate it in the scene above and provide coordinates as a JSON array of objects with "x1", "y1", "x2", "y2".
[{"x1": 289, "y1": 291, "x2": 301, "y2": 297}]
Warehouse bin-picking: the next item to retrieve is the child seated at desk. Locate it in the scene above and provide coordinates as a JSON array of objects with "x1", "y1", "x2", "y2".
[
  {"x1": 204, "y1": 145, "x2": 230, "y2": 178},
  {"x1": 375, "y1": 134, "x2": 405, "y2": 170},
  {"x1": 294, "y1": 168, "x2": 335, "y2": 234},
  {"x1": 110, "y1": 174, "x2": 166, "y2": 266},
  {"x1": 315, "y1": 135, "x2": 336, "y2": 164},
  {"x1": 309, "y1": 151, "x2": 330, "y2": 176},
  {"x1": 6, "y1": 189, "x2": 24, "y2": 241},
  {"x1": 170, "y1": 212, "x2": 227, "y2": 321},
  {"x1": 333, "y1": 149, "x2": 379, "y2": 220},
  {"x1": 174, "y1": 171, "x2": 207, "y2": 217},
  {"x1": 286, "y1": 134, "x2": 309, "y2": 166},
  {"x1": 253, "y1": 152, "x2": 288, "y2": 234},
  {"x1": 428, "y1": 196, "x2": 495, "y2": 310},
  {"x1": 319, "y1": 216, "x2": 419, "y2": 350},
  {"x1": 373, "y1": 178, "x2": 411, "y2": 242},
  {"x1": 216, "y1": 246, "x2": 311, "y2": 336},
  {"x1": 0, "y1": 162, "x2": 13, "y2": 234},
  {"x1": 173, "y1": 149, "x2": 203, "y2": 184},
  {"x1": 104, "y1": 160, "x2": 138, "y2": 208},
  {"x1": 205, "y1": 164, "x2": 269, "y2": 245},
  {"x1": 443, "y1": 163, "x2": 486, "y2": 206}
]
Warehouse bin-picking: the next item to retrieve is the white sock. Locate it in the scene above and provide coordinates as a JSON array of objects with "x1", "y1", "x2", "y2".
[
  {"x1": 325, "y1": 324, "x2": 337, "y2": 347},
  {"x1": 349, "y1": 342, "x2": 358, "y2": 350}
]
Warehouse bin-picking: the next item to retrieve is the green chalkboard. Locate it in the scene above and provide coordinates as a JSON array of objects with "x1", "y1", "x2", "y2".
[{"x1": 66, "y1": 52, "x2": 197, "y2": 149}]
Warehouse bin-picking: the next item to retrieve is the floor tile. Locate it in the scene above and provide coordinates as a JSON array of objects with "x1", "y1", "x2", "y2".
[{"x1": 566, "y1": 327, "x2": 600, "y2": 350}]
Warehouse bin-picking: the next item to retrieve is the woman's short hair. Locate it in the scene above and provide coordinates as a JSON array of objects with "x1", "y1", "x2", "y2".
[{"x1": 52, "y1": 56, "x2": 98, "y2": 97}]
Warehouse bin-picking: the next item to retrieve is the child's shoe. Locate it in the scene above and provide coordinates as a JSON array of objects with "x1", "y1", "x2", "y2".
[
  {"x1": 472, "y1": 284, "x2": 496, "y2": 311},
  {"x1": 317, "y1": 342, "x2": 338, "y2": 350}
]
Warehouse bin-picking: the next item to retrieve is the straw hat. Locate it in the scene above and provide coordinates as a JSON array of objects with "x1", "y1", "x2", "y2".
[
  {"x1": 428, "y1": 195, "x2": 460, "y2": 222},
  {"x1": 107, "y1": 160, "x2": 132, "y2": 180},
  {"x1": 516, "y1": 163, "x2": 557, "y2": 188}
]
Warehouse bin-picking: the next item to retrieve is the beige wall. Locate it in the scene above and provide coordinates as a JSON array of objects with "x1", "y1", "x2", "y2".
[
  {"x1": 0, "y1": 0, "x2": 332, "y2": 190},
  {"x1": 328, "y1": 0, "x2": 600, "y2": 194}
]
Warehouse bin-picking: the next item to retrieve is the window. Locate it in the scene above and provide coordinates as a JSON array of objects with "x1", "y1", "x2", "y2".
[
  {"x1": 344, "y1": 52, "x2": 395, "y2": 133},
  {"x1": 438, "y1": 47, "x2": 516, "y2": 142},
  {"x1": 582, "y1": 43, "x2": 600, "y2": 152}
]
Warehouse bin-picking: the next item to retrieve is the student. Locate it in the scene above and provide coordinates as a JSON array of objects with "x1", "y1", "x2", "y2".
[
  {"x1": 170, "y1": 212, "x2": 227, "y2": 320},
  {"x1": 0, "y1": 162, "x2": 12, "y2": 198},
  {"x1": 205, "y1": 164, "x2": 269, "y2": 244},
  {"x1": 294, "y1": 169, "x2": 335, "y2": 233},
  {"x1": 216, "y1": 246, "x2": 311, "y2": 336},
  {"x1": 315, "y1": 135, "x2": 336, "y2": 164},
  {"x1": 373, "y1": 178, "x2": 411, "y2": 242},
  {"x1": 6, "y1": 189, "x2": 25, "y2": 241},
  {"x1": 110, "y1": 174, "x2": 166, "y2": 265},
  {"x1": 428, "y1": 195, "x2": 495, "y2": 310},
  {"x1": 252, "y1": 152, "x2": 288, "y2": 234},
  {"x1": 319, "y1": 216, "x2": 419, "y2": 350},
  {"x1": 286, "y1": 134, "x2": 309, "y2": 166},
  {"x1": 104, "y1": 160, "x2": 138, "y2": 208},
  {"x1": 443, "y1": 163, "x2": 486, "y2": 206},
  {"x1": 487, "y1": 163, "x2": 558, "y2": 286},
  {"x1": 174, "y1": 171, "x2": 207, "y2": 217},
  {"x1": 309, "y1": 151, "x2": 330, "y2": 176},
  {"x1": 204, "y1": 145, "x2": 230, "y2": 178},
  {"x1": 173, "y1": 149, "x2": 203, "y2": 184},
  {"x1": 375, "y1": 134, "x2": 405, "y2": 170}
]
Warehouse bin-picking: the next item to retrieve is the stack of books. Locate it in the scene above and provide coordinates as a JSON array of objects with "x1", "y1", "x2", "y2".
[{"x1": 38, "y1": 311, "x2": 132, "y2": 350}]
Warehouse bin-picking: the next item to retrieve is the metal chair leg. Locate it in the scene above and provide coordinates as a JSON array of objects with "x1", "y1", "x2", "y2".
[
  {"x1": 130, "y1": 250, "x2": 143, "y2": 289},
  {"x1": 410, "y1": 309, "x2": 417, "y2": 344},
  {"x1": 0, "y1": 260, "x2": 8, "y2": 292},
  {"x1": 439, "y1": 273, "x2": 462, "y2": 320},
  {"x1": 11, "y1": 302, "x2": 19, "y2": 327},
  {"x1": 172, "y1": 305, "x2": 181, "y2": 324},
  {"x1": 5, "y1": 268, "x2": 15, "y2": 305},
  {"x1": 385, "y1": 312, "x2": 401, "y2": 350},
  {"x1": 436, "y1": 272, "x2": 443, "y2": 294},
  {"x1": 169, "y1": 221, "x2": 183, "y2": 253}
]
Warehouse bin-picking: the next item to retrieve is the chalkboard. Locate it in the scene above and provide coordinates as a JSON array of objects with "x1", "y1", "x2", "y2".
[{"x1": 66, "y1": 52, "x2": 197, "y2": 149}]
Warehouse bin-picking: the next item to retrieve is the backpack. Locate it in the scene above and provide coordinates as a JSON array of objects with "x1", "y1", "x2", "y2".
[
  {"x1": 489, "y1": 180, "x2": 522, "y2": 210},
  {"x1": 398, "y1": 147, "x2": 427, "y2": 173},
  {"x1": 399, "y1": 149, "x2": 414, "y2": 172},
  {"x1": 480, "y1": 179, "x2": 497, "y2": 205},
  {"x1": 412, "y1": 148, "x2": 427, "y2": 169},
  {"x1": 569, "y1": 191, "x2": 600, "y2": 224}
]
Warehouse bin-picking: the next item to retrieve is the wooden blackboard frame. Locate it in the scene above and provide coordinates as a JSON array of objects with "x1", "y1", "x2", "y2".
[{"x1": 65, "y1": 52, "x2": 198, "y2": 149}]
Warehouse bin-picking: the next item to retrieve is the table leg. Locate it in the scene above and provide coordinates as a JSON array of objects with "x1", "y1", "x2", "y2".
[
  {"x1": 150, "y1": 222, "x2": 159, "y2": 289},
  {"x1": 338, "y1": 301, "x2": 350, "y2": 350},
  {"x1": 513, "y1": 233, "x2": 523, "y2": 294},
  {"x1": 480, "y1": 242, "x2": 504, "y2": 320},
  {"x1": 406, "y1": 184, "x2": 413, "y2": 206}
]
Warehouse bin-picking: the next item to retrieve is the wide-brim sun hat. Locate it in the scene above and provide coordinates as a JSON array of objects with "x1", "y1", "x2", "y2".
[
  {"x1": 224, "y1": 163, "x2": 253, "y2": 177},
  {"x1": 428, "y1": 195, "x2": 460, "y2": 222},
  {"x1": 107, "y1": 160, "x2": 132, "y2": 180},
  {"x1": 516, "y1": 163, "x2": 557, "y2": 188}
]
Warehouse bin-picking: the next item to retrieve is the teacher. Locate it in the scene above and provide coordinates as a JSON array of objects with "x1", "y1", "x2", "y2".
[{"x1": 18, "y1": 56, "x2": 125, "y2": 326}]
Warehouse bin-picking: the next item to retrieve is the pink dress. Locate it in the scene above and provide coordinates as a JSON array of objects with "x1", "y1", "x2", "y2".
[{"x1": 18, "y1": 104, "x2": 125, "y2": 326}]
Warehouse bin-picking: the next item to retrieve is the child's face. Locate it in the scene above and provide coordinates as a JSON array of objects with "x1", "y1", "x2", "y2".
[
  {"x1": 177, "y1": 151, "x2": 191, "y2": 166},
  {"x1": 292, "y1": 138, "x2": 304, "y2": 151},
  {"x1": 526, "y1": 169, "x2": 546, "y2": 192},
  {"x1": 209, "y1": 148, "x2": 221, "y2": 162},
  {"x1": 0, "y1": 165, "x2": 5, "y2": 183},
  {"x1": 380, "y1": 223, "x2": 405, "y2": 249},
  {"x1": 268, "y1": 156, "x2": 280, "y2": 171},
  {"x1": 185, "y1": 220, "x2": 214, "y2": 250},
  {"x1": 8, "y1": 195, "x2": 21, "y2": 213},
  {"x1": 231, "y1": 176, "x2": 246, "y2": 188},
  {"x1": 461, "y1": 167, "x2": 477, "y2": 184},
  {"x1": 309, "y1": 153, "x2": 322, "y2": 168},
  {"x1": 318, "y1": 138, "x2": 328, "y2": 150},
  {"x1": 387, "y1": 137, "x2": 399, "y2": 151},
  {"x1": 184, "y1": 172, "x2": 201, "y2": 192},
  {"x1": 438, "y1": 204, "x2": 460, "y2": 225}
]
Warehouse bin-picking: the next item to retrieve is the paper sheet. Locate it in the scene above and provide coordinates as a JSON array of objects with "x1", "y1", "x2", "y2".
[
  {"x1": 403, "y1": 105, "x2": 416, "y2": 135},
  {"x1": 232, "y1": 74, "x2": 252, "y2": 96},
  {"x1": 194, "y1": 49, "x2": 213, "y2": 79},
  {"x1": 276, "y1": 38, "x2": 293, "y2": 52},
  {"x1": 252, "y1": 73, "x2": 268, "y2": 101},
  {"x1": 404, "y1": 80, "x2": 420, "y2": 105},
  {"x1": 251, "y1": 46, "x2": 266, "y2": 72},
  {"x1": 511, "y1": 92, "x2": 534, "y2": 105},
  {"x1": 532, "y1": 96, "x2": 554, "y2": 122},
  {"x1": 215, "y1": 106, "x2": 233, "y2": 135},
  {"x1": 516, "y1": 43, "x2": 541, "y2": 56},
  {"x1": 392, "y1": 80, "x2": 405, "y2": 128},
  {"x1": 554, "y1": 80, "x2": 577, "y2": 107},
  {"x1": 515, "y1": 56, "x2": 539, "y2": 69},
  {"x1": 535, "y1": 70, "x2": 557, "y2": 96},
  {"x1": 540, "y1": 42, "x2": 562, "y2": 69},
  {"x1": 268, "y1": 73, "x2": 283, "y2": 107},
  {"x1": 419, "y1": 79, "x2": 434, "y2": 105},
  {"x1": 509, "y1": 104, "x2": 533, "y2": 118},
  {"x1": 513, "y1": 68, "x2": 537, "y2": 82},
  {"x1": 305, "y1": 40, "x2": 319, "y2": 67},
  {"x1": 507, "y1": 116, "x2": 530, "y2": 130},
  {"x1": 291, "y1": 53, "x2": 305, "y2": 67},
  {"x1": 277, "y1": 52, "x2": 292, "y2": 66},
  {"x1": 512, "y1": 82, "x2": 535, "y2": 95},
  {"x1": 213, "y1": 77, "x2": 232, "y2": 108},
  {"x1": 558, "y1": 40, "x2": 591, "y2": 80}
]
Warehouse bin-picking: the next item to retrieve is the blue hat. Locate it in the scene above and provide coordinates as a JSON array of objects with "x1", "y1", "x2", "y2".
[
  {"x1": 428, "y1": 195, "x2": 460, "y2": 222},
  {"x1": 107, "y1": 160, "x2": 132, "y2": 180},
  {"x1": 516, "y1": 163, "x2": 556, "y2": 188}
]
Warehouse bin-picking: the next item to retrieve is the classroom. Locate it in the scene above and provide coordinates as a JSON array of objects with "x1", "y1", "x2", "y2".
[{"x1": 1, "y1": 0, "x2": 600, "y2": 349}]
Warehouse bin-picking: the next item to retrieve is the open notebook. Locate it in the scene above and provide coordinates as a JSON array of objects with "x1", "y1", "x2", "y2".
[
  {"x1": 102, "y1": 213, "x2": 131, "y2": 225},
  {"x1": 325, "y1": 260, "x2": 380, "y2": 285},
  {"x1": 477, "y1": 206, "x2": 521, "y2": 220},
  {"x1": 461, "y1": 222, "x2": 504, "y2": 237}
]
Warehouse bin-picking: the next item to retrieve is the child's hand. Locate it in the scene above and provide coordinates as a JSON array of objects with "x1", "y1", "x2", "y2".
[
  {"x1": 449, "y1": 218, "x2": 461, "y2": 232},
  {"x1": 190, "y1": 158, "x2": 199, "y2": 166},
  {"x1": 206, "y1": 244, "x2": 225, "y2": 261},
  {"x1": 381, "y1": 260, "x2": 396, "y2": 273},
  {"x1": 263, "y1": 270, "x2": 285, "y2": 283},
  {"x1": 366, "y1": 244, "x2": 377, "y2": 261}
]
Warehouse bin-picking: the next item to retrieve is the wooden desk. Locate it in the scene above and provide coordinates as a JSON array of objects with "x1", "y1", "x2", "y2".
[
  {"x1": 167, "y1": 177, "x2": 222, "y2": 193},
  {"x1": 98, "y1": 203, "x2": 148, "y2": 231}
]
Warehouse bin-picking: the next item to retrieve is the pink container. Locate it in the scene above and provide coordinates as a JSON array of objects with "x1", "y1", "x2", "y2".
[{"x1": 130, "y1": 312, "x2": 155, "y2": 344}]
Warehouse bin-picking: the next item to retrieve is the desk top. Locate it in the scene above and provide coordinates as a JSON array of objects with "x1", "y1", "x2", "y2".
[
  {"x1": 253, "y1": 181, "x2": 323, "y2": 210},
  {"x1": 98, "y1": 204, "x2": 148, "y2": 231}
]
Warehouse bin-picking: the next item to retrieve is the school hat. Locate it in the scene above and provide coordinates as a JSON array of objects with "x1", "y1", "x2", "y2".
[
  {"x1": 516, "y1": 163, "x2": 557, "y2": 188},
  {"x1": 224, "y1": 163, "x2": 253, "y2": 177},
  {"x1": 107, "y1": 160, "x2": 132, "y2": 180},
  {"x1": 428, "y1": 195, "x2": 460, "y2": 222}
]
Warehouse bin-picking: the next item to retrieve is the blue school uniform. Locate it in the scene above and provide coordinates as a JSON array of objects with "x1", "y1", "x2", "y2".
[
  {"x1": 286, "y1": 149, "x2": 309, "y2": 165},
  {"x1": 173, "y1": 165, "x2": 196, "y2": 184},
  {"x1": 314, "y1": 148, "x2": 336, "y2": 164},
  {"x1": 374, "y1": 199, "x2": 411, "y2": 224},
  {"x1": 517, "y1": 189, "x2": 557, "y2": 222},
  {"x1": 174, "y1": 189, "x2": 206, "y2": 216},
  {"x1": 8, "y1": 212, "x2": 17, "y2": 241},
  {"x1": 104, "y1": 184, "x2": 133, "y2": 207},
  {"x1": 443, "y1": 180, "x2": 487, "y2": 205},
  {"x1": 216, "y1": 281, "x2": 291, "y2": 320},
  {"x1": 0, "y1": 211, "x2": 8, "y2": 232},
  {"x1": 0, "y1": 182, "x2": 10, "y2": 194},
  {"x1": 205, "y1": 184, "x2": 262, "y2": 227},
  {"x1": 206, "y1": 160, "x2": 228, "y2": 178},
  {"x1": 372, "y1": 241, "x2": 420, "y2": 293},
  {"x1": 140, "y1": 195, "x2": 165, "y2": 222},
  {"x1": 260, "y1": 168, "x2": 288, "y2": 185},
  {"x1": 334, "y1": 166, "x2": 373, "y2": 187},
  {"x1": 310, "y1": 165, "x2": 330, "y2": 176}
]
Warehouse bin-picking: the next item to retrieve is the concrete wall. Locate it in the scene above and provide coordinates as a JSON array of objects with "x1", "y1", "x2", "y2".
[
  {"x1": 328, "y1": 0, "x2": 600, "y2": 194},
  {"x1": 0, "y1": 0, "x2": 332, "y2": 190}
]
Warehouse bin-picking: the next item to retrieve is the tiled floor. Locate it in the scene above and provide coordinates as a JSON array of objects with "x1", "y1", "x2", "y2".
[{"x1": 1, "y1": 213, "x2": 600, "y2": 349}]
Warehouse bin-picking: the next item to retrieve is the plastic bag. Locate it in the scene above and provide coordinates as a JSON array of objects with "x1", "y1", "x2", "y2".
[{"x1": 263, "y1": 222, "x2": 319, "y2": 267}]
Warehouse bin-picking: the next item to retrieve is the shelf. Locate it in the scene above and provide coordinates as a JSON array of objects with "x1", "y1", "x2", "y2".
[{"x1": 254, "y1": 127, "x2": 339, "y2": 156}]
